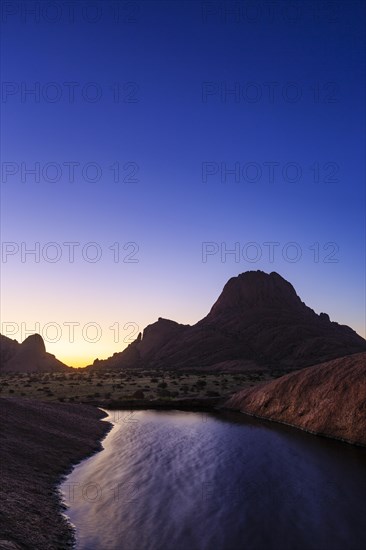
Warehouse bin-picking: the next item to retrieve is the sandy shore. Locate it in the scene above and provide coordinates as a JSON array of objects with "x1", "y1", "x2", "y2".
[{"x1": 0, "y1": 398, "x2": 111, "y2": 550}]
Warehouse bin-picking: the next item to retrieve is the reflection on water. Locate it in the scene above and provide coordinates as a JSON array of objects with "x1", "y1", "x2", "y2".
[{"x1": 62, "y1": 410, "x2": 366, "y2": 550}]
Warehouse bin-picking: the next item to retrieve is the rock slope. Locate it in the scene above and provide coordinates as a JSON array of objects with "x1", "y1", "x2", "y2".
[
  {"x1": 0, "y1": 398, "x2": 111, "y2": 549},
  {"x1": 224, "y1": 352, "x2": 366, "y2": 446}
]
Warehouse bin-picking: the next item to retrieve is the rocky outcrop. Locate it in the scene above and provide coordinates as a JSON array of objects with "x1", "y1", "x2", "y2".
[
  {"x1": 0, "y1": 334, "x2": 70, "y2": 372},
  {"x1": 224, "y1": 352, "x2": 366, "y2": 446},
  {"x1": 89, "y1": 271, "x2": 366, "y2": 371},
  {"x1": 0, "y1": 335, "x2": 18, "y2": 365}
]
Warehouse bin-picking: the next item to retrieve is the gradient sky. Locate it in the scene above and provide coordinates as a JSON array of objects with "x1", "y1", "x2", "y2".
[{"x1": 1, "y1": 0, "x2": 365, "y2": 366}]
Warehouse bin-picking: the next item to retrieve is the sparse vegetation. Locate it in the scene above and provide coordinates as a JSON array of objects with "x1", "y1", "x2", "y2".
[{"x1": 0, "y1": 367, "x2": 296, "y2": 407}]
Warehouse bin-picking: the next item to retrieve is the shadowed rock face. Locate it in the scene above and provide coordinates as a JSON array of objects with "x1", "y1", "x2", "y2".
[
  {"x1": 19, "y1": 334, "x2": 46, "y2": 354},
  {"x1": 208, "y1": 271, "x2": 306, "y2": 317},
  {"x1": 0, "y1": 334, "x2": 70, "y2": 373},
  {"x1": 224, "y1": 352, "x2": 366, "y2": 446},
  {"x1": 89, "y1": 271, "x2": 366, "y2": 371}
]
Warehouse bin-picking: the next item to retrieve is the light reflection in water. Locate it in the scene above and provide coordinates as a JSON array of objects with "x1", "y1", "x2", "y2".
[{"x1": 62, "y1": 410, "x2": 366, "y2": 550}]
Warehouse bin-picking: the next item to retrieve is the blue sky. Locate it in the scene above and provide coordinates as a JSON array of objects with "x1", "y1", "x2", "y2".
[{"x1": 1, "y1": 0, "x2": 365, "y2": 365}]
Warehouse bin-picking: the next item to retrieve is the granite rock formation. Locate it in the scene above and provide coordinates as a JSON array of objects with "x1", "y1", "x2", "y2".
[{"x1": 89, "y1": 271, "x2": 366, "y2": 371}]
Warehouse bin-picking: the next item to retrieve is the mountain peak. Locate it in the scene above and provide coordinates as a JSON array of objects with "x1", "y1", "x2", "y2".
[
  {"x1": 21, "y1": 334, "x2": 46, "y2": 353},
  {"x1": 208, "y1": 270, "x2": 305, "y2": 318},
  {"x1": 88, "y1": 271, "x2": 366, "y2": 372},
  {"x1": 0, "y1": 333, "x2": 69, "y2": 372}
]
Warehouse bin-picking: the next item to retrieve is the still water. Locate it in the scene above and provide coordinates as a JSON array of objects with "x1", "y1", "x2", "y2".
[{"x1": 62, "y1": 410, "x2": 366, "y2": 550}]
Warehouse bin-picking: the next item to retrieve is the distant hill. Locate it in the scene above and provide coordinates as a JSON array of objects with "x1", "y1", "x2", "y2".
[
  {"x1": 88, "y1": 271, "x2": 366, "y2": 371},
  {"x1": 0, "y1": 334, "x2": 70, "y2": 373},
  {"x1": 224, "y1": 352, "x2": 366, "y2": 446}
]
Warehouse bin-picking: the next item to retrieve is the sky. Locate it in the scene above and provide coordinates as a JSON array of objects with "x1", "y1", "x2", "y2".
[{"x1": 1, "y1": 0, "x2": 365, "y2": 367}]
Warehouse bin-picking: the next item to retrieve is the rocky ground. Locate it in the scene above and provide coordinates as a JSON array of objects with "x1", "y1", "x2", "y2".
[
  {"x1": 0, "y1": 398, "x2": 111, "y2": 550},
  {"x1": 225, "y1": 352, "x2": 366, "y2": 446}
]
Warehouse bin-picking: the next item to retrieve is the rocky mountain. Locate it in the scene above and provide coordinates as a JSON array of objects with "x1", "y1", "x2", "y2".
[
  {"x1": 224, "y1": 352, "x2": 366, "y2": 446},
  {"x1": 89, "y1": 271, "x2": 366, "y2": 371},
  {"x1": 0, "y1": 334, "x2": 70, "y2": 373}
]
